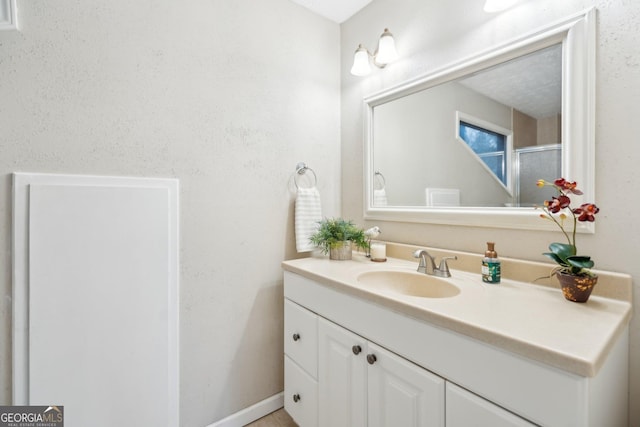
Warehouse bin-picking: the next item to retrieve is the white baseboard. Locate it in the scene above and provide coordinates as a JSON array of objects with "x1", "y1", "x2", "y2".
[{"x1": 206, "y1": 392, "x2": 284, "y2": 427}]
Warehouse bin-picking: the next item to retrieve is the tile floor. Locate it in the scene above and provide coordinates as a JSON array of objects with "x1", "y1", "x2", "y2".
[{"x1": 244, "y1": 408, "x2": 297, "y2": 427}]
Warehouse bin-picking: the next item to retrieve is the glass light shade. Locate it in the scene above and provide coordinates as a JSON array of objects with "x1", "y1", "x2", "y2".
[
  {"x1": 375, "y1": 29, "x2": 398, "y2": 65},
  {"x1": 483, "y1": 0, "x2": 519, "y2": 12},
  {"x1": 350, "y1": 45, "x2": 372, "y2": 76}
]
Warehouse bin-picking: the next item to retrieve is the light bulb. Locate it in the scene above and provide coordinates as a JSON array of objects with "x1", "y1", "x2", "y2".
[
  {"x1": 375, "y1": 29, "x2": 398, "y2": 65},
  {"x1": 350, "y1": 45, "x2": 371, "y2": 76}
]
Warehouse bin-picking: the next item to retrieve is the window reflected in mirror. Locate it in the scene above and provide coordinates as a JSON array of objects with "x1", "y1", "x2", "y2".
[
  {"x1": 459, "y1": 122, "x2": 507, "y2": 185},
  {"x1": 457, "y1": 116, "x2": 511, "y2": 191}
]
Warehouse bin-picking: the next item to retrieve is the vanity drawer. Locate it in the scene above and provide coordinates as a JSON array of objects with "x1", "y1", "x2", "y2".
[
  {"x1": 285, "y1": 355, "x2": 318, "y2": 427},
  {"x1": 284, "y1": 299, "x2": 318, "y2": 378}
]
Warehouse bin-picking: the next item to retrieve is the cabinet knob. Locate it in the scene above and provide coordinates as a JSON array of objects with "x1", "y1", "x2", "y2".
[
  {"x1": 292, "y1": 333, "x2": 300, "y2": 341},
  {"x1": 367, "y1": 354, "x2": 377, "y2": 365},
  {"x1": 352, "y1": 345, "x2": 362, "y2": 355},
  {"x1": 292, "y1": 393, "x2": 301, "y2": 403}
]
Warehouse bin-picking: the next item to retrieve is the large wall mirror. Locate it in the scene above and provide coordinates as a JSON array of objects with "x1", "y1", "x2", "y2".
[{"x1": 364, "y1": 9, "x2": 595, "y2": 231}]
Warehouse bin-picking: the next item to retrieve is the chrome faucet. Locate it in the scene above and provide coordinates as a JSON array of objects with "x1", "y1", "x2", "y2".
[{"x1": 412, "y1": 249, "x2": 457, "y2": 278}]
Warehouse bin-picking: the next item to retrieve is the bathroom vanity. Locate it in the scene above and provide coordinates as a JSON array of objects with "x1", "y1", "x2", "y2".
[{"x1": 281, "y1": 249, "x2": 631, "y2": 427}]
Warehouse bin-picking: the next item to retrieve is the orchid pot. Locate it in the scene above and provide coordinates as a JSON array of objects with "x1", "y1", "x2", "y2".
[{"x1": 556, "y1": 271, "x2": 599, "y2": 303}]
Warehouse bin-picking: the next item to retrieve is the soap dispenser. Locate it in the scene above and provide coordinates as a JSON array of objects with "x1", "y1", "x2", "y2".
[{"x1": 482, "y1": 242, "x2": 501, "y2": 284}]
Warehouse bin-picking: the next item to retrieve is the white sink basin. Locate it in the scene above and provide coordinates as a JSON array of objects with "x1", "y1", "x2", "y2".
[{"x1": 357, "y1": 270, "x2": 461, "y2": 298}]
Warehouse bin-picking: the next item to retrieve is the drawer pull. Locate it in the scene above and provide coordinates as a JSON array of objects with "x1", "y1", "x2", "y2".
[
  {"x1": 293, "y1": 393, "x2": 301, "y2": 403},
  {"x1": 367, "y1": 354, "x2": 377, "y2": 365},
  {"x1": 292, "y1": 333, "x2": 301, "y2": 341},
  {"x1": 352, "y1": 345, "x2": 362, "y2": 355}
]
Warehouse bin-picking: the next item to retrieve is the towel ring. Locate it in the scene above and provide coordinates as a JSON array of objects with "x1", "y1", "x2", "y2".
[
  {"x1": 374, "y1": 171, "x2": 386, "y2": 190},
  {"x1": 294, "y1": 162, "x2": 317, "y2": 189}
]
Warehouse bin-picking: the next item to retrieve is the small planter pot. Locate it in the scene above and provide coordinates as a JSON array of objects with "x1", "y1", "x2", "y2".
[
  {"x1": 556, "y1": 271, "x2": 598, "y2": 303},
  {"x1": 329, "y1": 241, "x2": 352, "y2": 260}
]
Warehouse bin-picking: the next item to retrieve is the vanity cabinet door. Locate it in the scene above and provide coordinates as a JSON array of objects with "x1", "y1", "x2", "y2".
[
  {"x1": 367, "y1": 343, "x2": 445, "y2": 427},
  {"x1": 318, "y1": 318, "x2": 367, "y2": 427},
  {"x1": 446, "y1": 382, "x2": 536, "y2": 427}
]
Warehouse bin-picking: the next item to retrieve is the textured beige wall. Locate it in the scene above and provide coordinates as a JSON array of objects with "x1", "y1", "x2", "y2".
[
  {"x1": 341, "y1": 0, "x2": 640, "y2": 424},
  {"x1": 537, "y1": 114, "x2": 562, "y2": 145},
  {"x1": 0, "y1": 0, "x2": 340, "y2": 425},
  {"x1": 513, "y1": 109, "x2": 537, "y2": 148}
]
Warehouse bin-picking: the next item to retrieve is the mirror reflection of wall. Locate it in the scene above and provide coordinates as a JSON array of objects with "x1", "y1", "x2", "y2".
[{"x1": 372, "y1": 43, "x2": 562, "y2": 208}]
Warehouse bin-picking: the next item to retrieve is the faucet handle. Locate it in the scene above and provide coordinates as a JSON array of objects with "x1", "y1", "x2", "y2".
[
  {"x1": 413, "y1": 249, "x2": 434, "y2": 259},
  {"x1": 438, "y1": 256, "x2": 457, "y2": 277},
  {"x1": 412, "y1": 249, "x2": 430, "y2": 273}
]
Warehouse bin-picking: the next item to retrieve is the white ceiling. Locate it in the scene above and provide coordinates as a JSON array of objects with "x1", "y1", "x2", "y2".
[
  {"x1": 459, "y1": 44, "x2": 562, "y2": 119},
  {"x1": 288, "y1": 0, "x2": 372, "y2": 23}
]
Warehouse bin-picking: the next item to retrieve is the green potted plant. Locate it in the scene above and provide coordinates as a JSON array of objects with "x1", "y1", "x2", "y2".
[
  {"x1": 309, "y1": 218, "x2": 370, "y2": 260},
  {"x1": 536, "y1": 178, "x2": 600, "y2": 302}
]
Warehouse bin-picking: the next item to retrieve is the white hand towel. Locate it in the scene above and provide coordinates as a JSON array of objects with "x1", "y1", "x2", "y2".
[
  {"x1": 295, "y1": 187, "x2": 322, "y2": 252},
  {"x1": 373, "y1": 188, "x2": 388, "y2": 206}
]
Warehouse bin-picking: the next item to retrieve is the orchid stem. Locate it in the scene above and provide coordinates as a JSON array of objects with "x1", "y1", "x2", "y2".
[{"x1": 544, "y1": 207, "x2": 573, "y2": 246}]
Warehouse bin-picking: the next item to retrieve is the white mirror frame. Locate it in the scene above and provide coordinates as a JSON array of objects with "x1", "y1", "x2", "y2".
[
  {"x1": 0, "y1": 0, "x2": 18, "y2": 30},
  {"x1": 364, "y1": 8, "x2": 596, "y2": 232}
]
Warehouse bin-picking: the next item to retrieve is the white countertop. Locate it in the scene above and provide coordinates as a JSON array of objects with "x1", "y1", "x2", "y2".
[{"x1": 282, "y1": 253, "x2": 632, "y2": 377}]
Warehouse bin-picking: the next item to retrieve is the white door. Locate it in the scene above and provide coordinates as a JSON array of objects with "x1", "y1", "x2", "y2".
[
  {"x1": 367, "y1": 343, "x2": 445, "y2": 427},
  {"x1": 318, "y1": 318, "x2": 367, "y2": 427},
  {"x1": 13, "y1": 173, "x2": 179, "y2": 427}
]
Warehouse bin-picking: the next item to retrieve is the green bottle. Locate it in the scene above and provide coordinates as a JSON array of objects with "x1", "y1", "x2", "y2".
[{"x1": 482, "y1": 242, "x2": 501, "y2": 284}]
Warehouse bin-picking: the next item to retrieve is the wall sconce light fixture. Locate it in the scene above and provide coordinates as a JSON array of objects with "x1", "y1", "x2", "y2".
[
  {"x1": 483, "y1": 0, "x2": 519, "y2": 12},
  {"x1": 350, "y1": 28, "x2": 398, "y2": 76}
]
